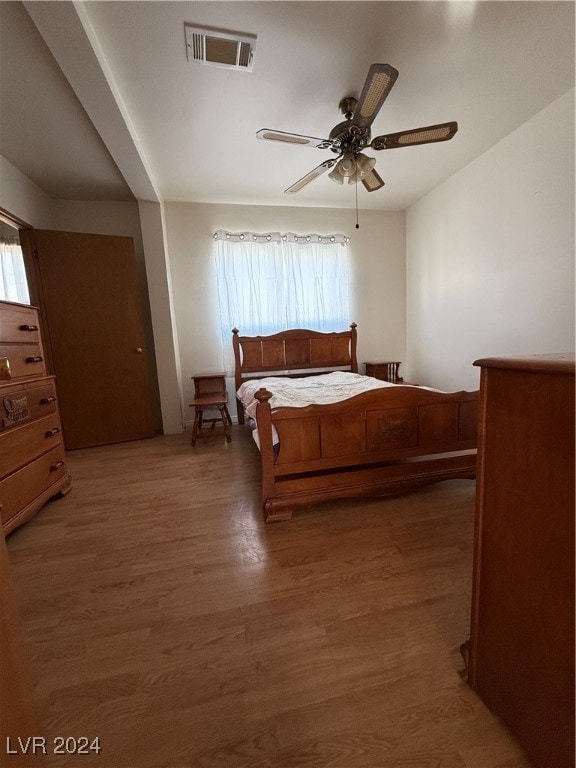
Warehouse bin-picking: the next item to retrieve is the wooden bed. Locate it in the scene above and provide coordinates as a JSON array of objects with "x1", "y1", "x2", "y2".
[{"x1": 232, "y1": 325, "x2": 478, "y2": 522}]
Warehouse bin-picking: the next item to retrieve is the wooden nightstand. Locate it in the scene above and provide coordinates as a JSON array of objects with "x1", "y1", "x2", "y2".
[
  {"x1": 365, "y1": 361, "x2": 403, "y2": 382},
  {"x1": 364, "y1": 361, "x2": 418, "y2": 386},
  {"x1": 190, "y1": 373, "x2": 232, "y2": 446}
]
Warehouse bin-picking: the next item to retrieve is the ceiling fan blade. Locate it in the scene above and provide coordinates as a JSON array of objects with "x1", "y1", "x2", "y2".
[
  {"x1": 361, "y1": 168, "x2": 385, "y2": 192},
  {"x1": 284, "y1": 159, "x2": 337, "y2": 194},
  {"x1": 371, "y1": 121, "x2": 458, "y2": 150},
  {"x1": 257, "y1": 129, "x2": 332, "y2": 149},
  {"x1": 352, "y1": 64, "x2": 399, "y2": 129}
]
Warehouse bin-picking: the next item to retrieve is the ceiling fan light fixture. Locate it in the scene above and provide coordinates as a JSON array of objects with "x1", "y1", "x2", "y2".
[
  {"x1": 339, "y1": 152, "x2": 357, "y2": 177},
  {"x1": 355, "y1": 153, "x2": 376, "y2": 179},
  {"x1": 328, "y1": 166, "x2": 345, "y2": 184},
  {"x1": 329, "y1": 152, "x2": 375, "y2": 185}
]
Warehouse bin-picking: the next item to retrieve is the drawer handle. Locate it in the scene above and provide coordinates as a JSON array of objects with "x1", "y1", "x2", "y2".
[
  {"x1": 50, "y1": 460, "x2": 65, "y2": 471},
  {"x1": 45, "y1": 427, "x2": 61, "y2": 438},
  {"x1": 19, "y1": 324, "x2": 38, "y2": 332},
  {"x1": 40, "y1": 396, "x2": 57, "y2": 405},
  {"x1": 26, "y1": 356, "x2": 44, "y2": 363}
]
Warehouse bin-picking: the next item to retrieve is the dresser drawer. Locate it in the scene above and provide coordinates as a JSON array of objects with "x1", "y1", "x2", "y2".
[
  {"x1": 0, "y1": 378, "x2": 59, "y2": 433},
  {"x1": 0, "y1": 413, "x2": 64, "y2": 479},
  {"x1": 0, "y1": 302, "x2": 40, "y2": 344},
  {"x1": 0, "y1": 445, "x2": 67, "y2": 526},
  {"x1": 0, "y1": 342, "x2": 46, "y2": 380}
]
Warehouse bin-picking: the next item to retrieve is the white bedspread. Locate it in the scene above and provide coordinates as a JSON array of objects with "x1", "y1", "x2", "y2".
[{"x1": 237, "y1": 371, "x2": 397, "y2": 421}]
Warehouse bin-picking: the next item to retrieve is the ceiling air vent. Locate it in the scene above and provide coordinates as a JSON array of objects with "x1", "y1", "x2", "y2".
[{"x1": 184, "y1": 24, "x2": 256, "y2": 72}]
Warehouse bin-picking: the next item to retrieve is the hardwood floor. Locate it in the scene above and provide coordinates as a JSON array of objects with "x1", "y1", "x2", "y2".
[{"x1": 5, "y1": 428, "x2": 532, "y2": 768}]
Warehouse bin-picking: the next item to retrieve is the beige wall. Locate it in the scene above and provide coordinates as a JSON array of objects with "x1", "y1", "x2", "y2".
[
  {"x1": 164, "y1": 201, "x2": 406, "y2": 422},
  {"x1": 406, "y1": 89, "x2": 575, "y2": 392}
]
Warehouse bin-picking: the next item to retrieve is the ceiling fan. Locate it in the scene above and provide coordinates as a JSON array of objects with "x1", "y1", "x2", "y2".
[{"x1": 256, "y1": 63, "x2": 458, "y2": 194}]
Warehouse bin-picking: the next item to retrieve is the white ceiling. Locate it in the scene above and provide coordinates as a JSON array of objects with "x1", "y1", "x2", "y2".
[{"x1": 1, "y1": 1, "x2": 574, "y2": 211}]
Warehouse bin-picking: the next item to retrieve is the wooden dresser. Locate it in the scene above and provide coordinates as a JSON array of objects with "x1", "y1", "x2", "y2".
[
  {"x1": 0, "y1": 300, "x2": 71, "y2": 534},
  {"x1": 469, "y1": 354, "x2": 574, "y2": 768}
]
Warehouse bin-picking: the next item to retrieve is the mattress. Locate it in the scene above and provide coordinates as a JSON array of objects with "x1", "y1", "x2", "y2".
[{"x1": 237, "y1": 371, "x2": 403, "y2": 448}]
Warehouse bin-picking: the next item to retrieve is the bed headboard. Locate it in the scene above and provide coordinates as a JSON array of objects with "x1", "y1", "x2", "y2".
[{"x1": 232, "y1": 323, "x2": 358, "y2": 393}]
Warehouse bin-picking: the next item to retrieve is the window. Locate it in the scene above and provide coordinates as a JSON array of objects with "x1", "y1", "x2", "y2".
[
  {"x1": 214, "y1": 231, "x2": 350, "y2": 356},
  {"x1": 1, "y1": 233, "x2": 30, "y2": 304}
]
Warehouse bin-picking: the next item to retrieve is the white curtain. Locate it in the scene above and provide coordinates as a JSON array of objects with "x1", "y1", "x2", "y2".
[
  {"x1": 0, "y1": 236, "x2": 30, "y2": 304},
  {"x1": 282, "y1": 237, "x2": 350, "y2": 331},
  {"x1": 214, "y1": 230, "x2": 350, "y2": 371},
  {"x1": 215, "y1": 234, "x2": 285, "y2": 337}
]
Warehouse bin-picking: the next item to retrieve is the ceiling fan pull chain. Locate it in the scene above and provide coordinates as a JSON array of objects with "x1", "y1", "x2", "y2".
[{"x1": 355, "y1": 180, "x2": 360, "y2": 229}]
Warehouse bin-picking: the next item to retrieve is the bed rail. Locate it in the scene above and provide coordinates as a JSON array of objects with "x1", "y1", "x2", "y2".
[{"x1": 254, "y1": 385, "x2": 478, "y2": 521}]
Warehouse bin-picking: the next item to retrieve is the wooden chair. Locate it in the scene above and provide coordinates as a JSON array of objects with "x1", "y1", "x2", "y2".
[{"x1": 190, "y1": 373, "x2": 232, "y2": 446}]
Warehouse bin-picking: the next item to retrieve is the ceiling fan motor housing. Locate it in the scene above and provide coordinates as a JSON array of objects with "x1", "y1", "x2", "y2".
[
  {"x1": 328, "y1": 120, "x2": 371, "y2": 153},
  {"x1": 338, "y1": 96, "x2": 358, "y2": 119}
]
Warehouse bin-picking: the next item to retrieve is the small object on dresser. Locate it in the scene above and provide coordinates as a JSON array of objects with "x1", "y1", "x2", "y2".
[
  {"x1": 0, "y1": 358, "x2": 10, "y2": 380},
  {"x1": 189, "y1": 373, "x2": 232, "y2": 446}
]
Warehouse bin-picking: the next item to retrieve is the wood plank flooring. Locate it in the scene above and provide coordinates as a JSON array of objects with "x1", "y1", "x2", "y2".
[{"x1": 5, "y1": 428, "x2": 532, "y2": 768}]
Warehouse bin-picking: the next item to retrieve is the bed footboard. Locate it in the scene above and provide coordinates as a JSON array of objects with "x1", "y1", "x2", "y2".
[{"x1": 255, "y1": 385, "x2": 478, "y2": 522}]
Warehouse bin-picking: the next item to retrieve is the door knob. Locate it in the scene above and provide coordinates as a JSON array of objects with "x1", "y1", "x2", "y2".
[{"x1": 135, "y1": 347, "x2": 143, "y2": 353}]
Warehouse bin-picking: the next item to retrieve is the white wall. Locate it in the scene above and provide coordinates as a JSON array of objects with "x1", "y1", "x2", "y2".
[
  {"x1": 0, "y1": 155, "x2": 54, "y2": 226},
  {"x1": 164, "y1": 202, "x2": 405, "y2": 422},
  {"x1": 406, "y1": 89, "x2": 575, "y2": 392},
  {"x1": 138, "y1": 200, "x2": 182, "y2": 434}
]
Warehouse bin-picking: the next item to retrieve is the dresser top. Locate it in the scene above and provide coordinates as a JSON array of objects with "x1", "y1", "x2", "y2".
[{"x1": 474, "y1": 353, "x2": 575, "y2": 375}]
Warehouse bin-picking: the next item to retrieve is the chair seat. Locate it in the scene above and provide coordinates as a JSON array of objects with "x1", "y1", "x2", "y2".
[{"x1": 192, "y1": 392, "x2": 229, "y2": 407}]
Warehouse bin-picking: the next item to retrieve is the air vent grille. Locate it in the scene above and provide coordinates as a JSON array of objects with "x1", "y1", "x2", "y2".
[{"x1": 185, "y1": 24, "x2": 256, "y2": 71}]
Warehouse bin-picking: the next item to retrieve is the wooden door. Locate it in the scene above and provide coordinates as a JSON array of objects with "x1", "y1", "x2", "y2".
[{"x1": 30, "y1": 230, "x2": 155, "y2": 449}]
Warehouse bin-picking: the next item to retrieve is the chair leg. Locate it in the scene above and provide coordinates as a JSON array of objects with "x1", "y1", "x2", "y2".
[
  {"x1": 191, "y1": 405, "x2": 202, "y2": 446},
  {"x1": 191, "y1": 402, "x2": 231, "y2": 446},
  {"x1": 219, "y1": 405, "x2": 232, "y2": 442}
]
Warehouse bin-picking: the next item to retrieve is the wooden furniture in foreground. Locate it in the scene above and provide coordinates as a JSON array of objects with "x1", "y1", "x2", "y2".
[
  {"x1": 190, "y1": 373, "x2": 232, "y2": 446},
  {"x1": 1, "y1": 528, "x2": 40, "y2": 766},
  {"x1": 468, "y1": 354, "x2": 575, "y2": 768},
  {"x1": 0, "y1": 300, "x2": 71, "y2": 534},
  {"x1": 365, "y1": 361, "x2": 403, "y2": 382},
  {"x1": 233, "y1": 326, "x2": 478, "y2": 522}
]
